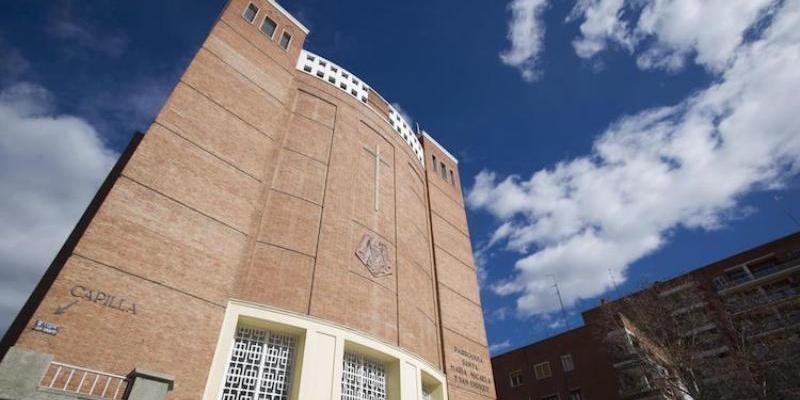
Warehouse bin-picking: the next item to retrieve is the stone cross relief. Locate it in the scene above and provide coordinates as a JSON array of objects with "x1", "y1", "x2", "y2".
[{"x1": 363, "y1": 144, "x2": 391, "y2": 211}]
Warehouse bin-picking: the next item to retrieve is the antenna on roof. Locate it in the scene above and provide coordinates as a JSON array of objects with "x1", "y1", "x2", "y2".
[{"x1": 549, "y1": 275, "x2": 569, "y2": 330}]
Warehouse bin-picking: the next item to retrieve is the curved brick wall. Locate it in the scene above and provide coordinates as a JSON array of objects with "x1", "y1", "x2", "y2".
[{"x1": 7, "y1": 1, "x2": 495, "y2": 399}]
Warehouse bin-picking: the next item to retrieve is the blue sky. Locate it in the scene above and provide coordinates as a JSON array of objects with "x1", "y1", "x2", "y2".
[{"x1": 1, "y1": 0, "x2": 799, "y2": 355}]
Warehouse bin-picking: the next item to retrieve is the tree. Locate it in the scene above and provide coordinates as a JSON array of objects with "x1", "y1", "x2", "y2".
[{"x1": 587, "y1": 278, "x2": 800, "y2": 400}]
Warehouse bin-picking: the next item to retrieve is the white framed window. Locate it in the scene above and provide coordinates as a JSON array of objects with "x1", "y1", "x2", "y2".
[
  {"x1": 560, "y1": 354, "x2": 575, "y2": 372},
  {"x1": 221, "y1": 325, "x2": 296, "y2": 400},
  {"x1": 243, "y1": 3, "x2": 259, "y2": 23},
  {"x1": 341, "y1": 352, "x2": 387, "y2": 400},
  {"x1": 509, "y1": 370, "x2": 523, "y2": 387},
  {"x1": 569, "y1": 389, "x2": 583, "y2": 400},
  {"x1": 260, "y1": 16, "x2": 278, "y2": 39},
  {"x1": 279, "y1": 31, "x2": 292, "y2": 50},
  {"x1": 534, "y1": 362, "x2": 552, "y2": 380}
]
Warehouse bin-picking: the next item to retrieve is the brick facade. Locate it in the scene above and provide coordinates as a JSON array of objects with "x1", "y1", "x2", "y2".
[{"x1": 0, "y1": 1, "x2": 495, "y2": 400}]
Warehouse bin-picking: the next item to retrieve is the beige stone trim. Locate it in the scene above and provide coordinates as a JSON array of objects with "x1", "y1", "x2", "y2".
[{"x1": 202, "y1": 299, "x2": 448, "y2": 400}]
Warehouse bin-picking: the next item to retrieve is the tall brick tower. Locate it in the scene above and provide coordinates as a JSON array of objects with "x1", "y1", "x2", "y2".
[{"x1": 0, "y1": 1, "x2": 496, "y2": 400}]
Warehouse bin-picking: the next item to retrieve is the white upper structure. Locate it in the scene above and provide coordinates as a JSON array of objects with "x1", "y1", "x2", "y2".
[{"x1": 296, "y1": 50, "x2": 425, "y2": 164}]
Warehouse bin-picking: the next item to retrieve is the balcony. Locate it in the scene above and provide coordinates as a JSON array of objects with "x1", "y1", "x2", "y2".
[
  {"x1": 746, "y1": 312, "x2": 800, "y2": 338},
  {"x1": 726, "y1": 287, "x2": 800, "y2": 314},
  {"x1": 714, "y1": 258, "x2": 800, "y2": 293}
]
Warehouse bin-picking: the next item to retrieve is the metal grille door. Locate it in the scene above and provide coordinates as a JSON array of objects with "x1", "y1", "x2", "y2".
[
  {"x1": 341, "y1": 352, "x2": 387, "y2": 400},
  {"x1": 222, "y1": 326, "x2": 296, "y2": 400}
]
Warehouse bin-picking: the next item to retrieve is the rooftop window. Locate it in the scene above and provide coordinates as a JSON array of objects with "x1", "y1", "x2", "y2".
[
  {"x1": 260, "y1": 17, "x2": 277, "y2": 39},
  {"x1": 243, "y1": 3, "x2": 259, "y2": 23},
  {"x1": 279, "y1": 31, "x2": 292, "y2": 50}
]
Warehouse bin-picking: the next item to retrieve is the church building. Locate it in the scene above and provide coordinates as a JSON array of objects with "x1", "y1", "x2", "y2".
[{"x1": 0, "y1": 1, "x2": 496, "y2": 400}]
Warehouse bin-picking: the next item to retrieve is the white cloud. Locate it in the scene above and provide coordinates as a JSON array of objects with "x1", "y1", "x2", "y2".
[
  {"x1": 0, "y1": 83, "x2": 117, "y2": 333},
  {"x1": 569, "y1": 0, "x2": 633, "y2": 58},
  {"x1": 489, "y1": 339, "x2": 513, "y2": 354},
  {"x1": 499, "y1": 0, "x2": 550, "y2": 82},
  {"x1": 570, "y1": 0, "x2": 779, "y2": 72},
  {"x1": 471, "y1": 0, "x2": 800, "y2": 317}
]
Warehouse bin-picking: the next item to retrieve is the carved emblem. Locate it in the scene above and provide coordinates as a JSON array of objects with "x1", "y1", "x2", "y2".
[{"x1": 356, "y1": 233, "x2": 393, "y2": 277}]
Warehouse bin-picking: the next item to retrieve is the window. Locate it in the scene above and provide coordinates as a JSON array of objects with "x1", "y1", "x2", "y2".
[
  {"x1": 569, "y1": 389, "x2": 583, "y2": 400},
  {"x1": 243, "y1": 3, "x2": 259, "y2": 23},
  {"x1": 560, "y1": 354, "x2": 575, "y2": 372},
  {"x1": 440, "y1": 162, "x2": 447, "y2": 180},
  {"x1": 431, "y1": 155, "x2": 438, "y2": 174},
  {"x1": 534, "y1": 362, "x2": 552, "y2": 380},
  {"x1": 222, "y1": 325, "x2": 296, "y2": 400},
  {"x1": 341, "y1": 352, "x2": 387, "y2": 400},
  {"x1": 449, "y1": 170, "x2": 455, "y2": 185},
  {"x1": 279, "y1": 31, "x2": 292, "y2": 50},
  {"x1": 542, "y1": 395, "x2": 559, "y2": 400},
  {"x1": 508, "y1": 370, "x2": 523, "y2": 387},
  {"x1": 260, "y1": 17, "x2": 278, "y2": 38}
]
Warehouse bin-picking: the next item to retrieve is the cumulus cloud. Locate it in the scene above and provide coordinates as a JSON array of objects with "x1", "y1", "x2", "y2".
[
  {"x1": 499, "y1": 0, "x2": 550, "y2": 82},
  {"x1": 0, "y1": 83, "x2": 117, "y2": 333},
  {"x1": 570, "y1": 0, "x2": 779, "y2": 72},
  {"x1": 471, "y1": 0, "x2": 800, "y2": 316}
]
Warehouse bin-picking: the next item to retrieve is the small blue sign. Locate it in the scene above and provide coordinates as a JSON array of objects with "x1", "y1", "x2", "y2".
[{"x1": 33, "y1": 320, "x2": 59, "y2": 335}]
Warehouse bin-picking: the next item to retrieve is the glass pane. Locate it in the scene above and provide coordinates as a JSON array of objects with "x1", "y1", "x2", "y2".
[
  {"x1": 280, "y1": 32, "x2": 292, "y2": 49},
  {"x1": 243, "y1": 4, "x2": 258, "y2": 23},
  {"x1": 261, "y1": 17, "x2": 277, "y2": 38}
]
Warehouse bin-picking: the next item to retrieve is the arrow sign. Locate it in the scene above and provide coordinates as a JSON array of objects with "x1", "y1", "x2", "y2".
[{"x1": 54, "y1": 300, "x2": 78, "y2": 315}]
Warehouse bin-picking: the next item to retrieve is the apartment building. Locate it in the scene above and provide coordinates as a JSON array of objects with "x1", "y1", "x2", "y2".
[{"x1": 492, "y1": 231, "x2": 800, "y2": 400}]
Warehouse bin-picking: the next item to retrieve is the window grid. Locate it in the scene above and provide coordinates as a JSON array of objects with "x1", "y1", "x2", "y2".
[
  {"x1": 534, "y1": 362, "x2": 552, "y2": 380},
  {"x1": 422, "y1": 388, "x2": 432, "y2": 400},
  {"x1": 560, "y1": 354, "x2": 575, "y2": 372},
  {"x1": 222, "y1": 326, "x2": 296, "y2": 400},
  {"x1": 279, "y1": 31, "x2": 292, "y2": 50},
  {"x1": 341, "y1": 352, "x2": 387, "y2": 400},
  {"x1": 509, "y1": 370, "x2": 523, "y2": 387},
  {"x1": 243, "y1": 4, "x2": 259, "y2": 23},
  {"x1": 261, "y1": 17, "x2": 278, "y2": 39}
]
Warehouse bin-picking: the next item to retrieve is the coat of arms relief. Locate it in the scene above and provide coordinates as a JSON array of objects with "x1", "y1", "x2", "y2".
[{"x1": 355, "y1": 233, "x2": 393, "y2": 277}]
